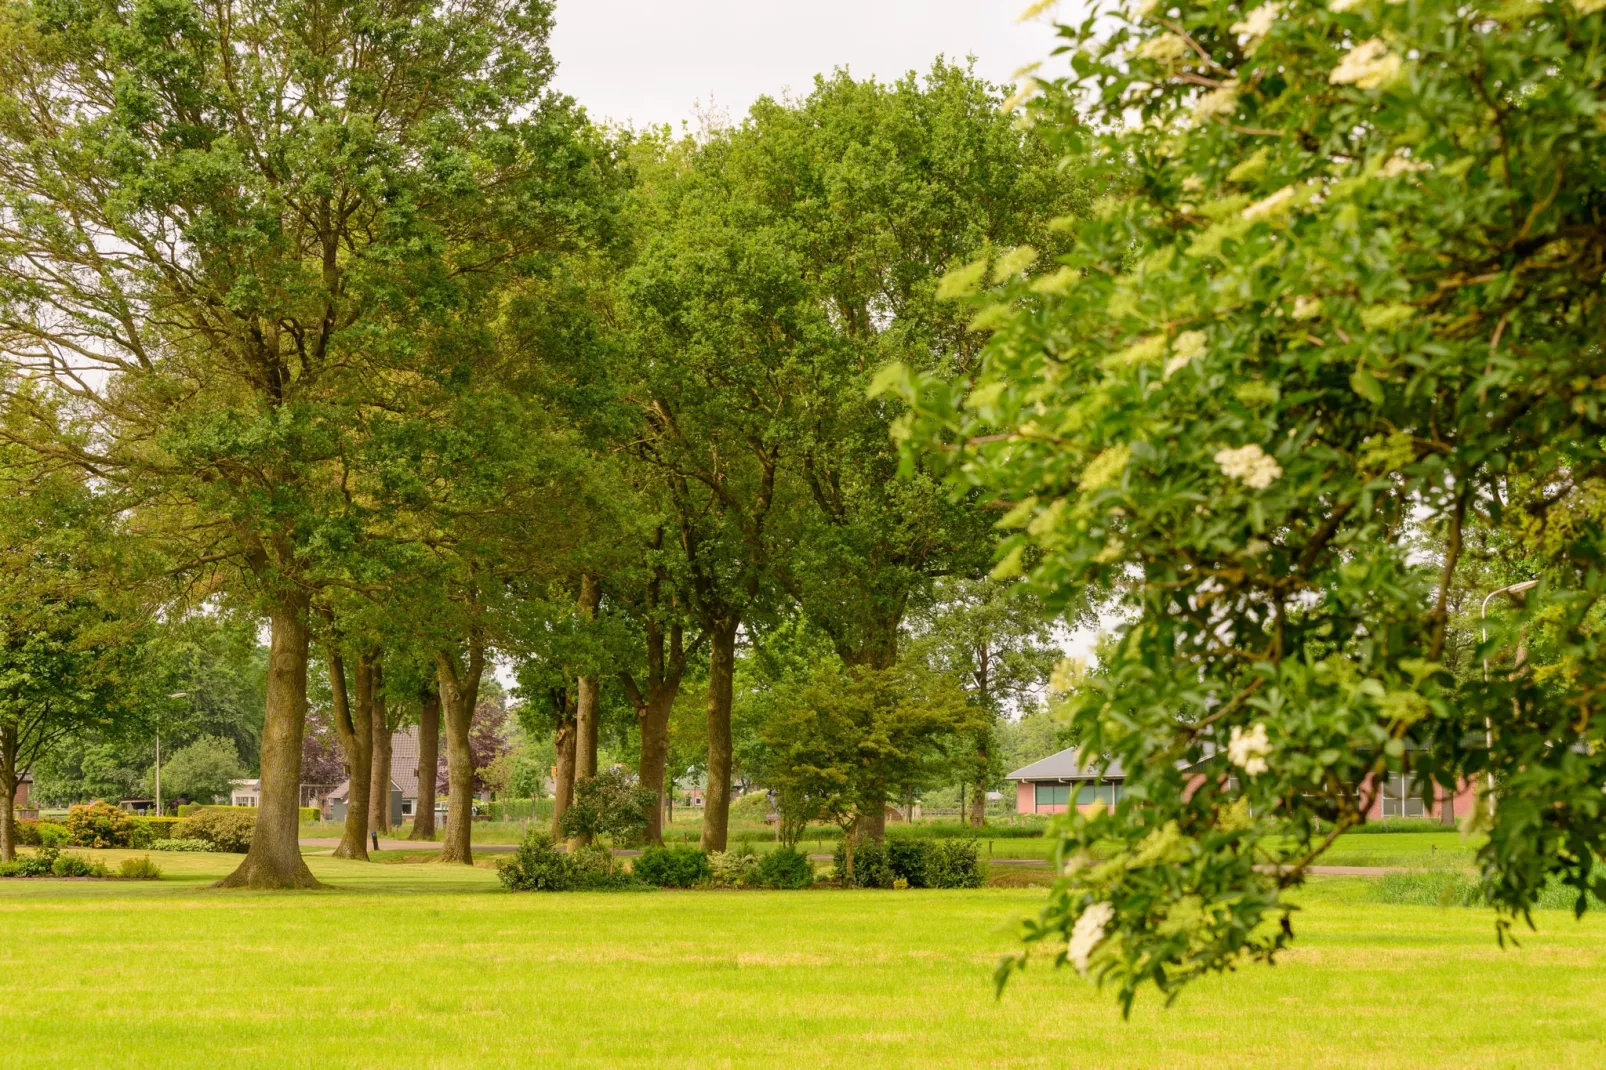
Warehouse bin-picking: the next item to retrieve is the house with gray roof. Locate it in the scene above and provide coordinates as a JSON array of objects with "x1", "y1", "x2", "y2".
[{"x1": 1005, "y1": 747, "x2": 1128, "y2": 815}]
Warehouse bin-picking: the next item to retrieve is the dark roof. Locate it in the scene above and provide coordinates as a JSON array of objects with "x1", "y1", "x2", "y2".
[
  {"x1": 1006, "y1": 747, "x2": 1123, "y2": 782},
  {"x1": 326, "y1": 727, "x2": 427, "y2": 802}
]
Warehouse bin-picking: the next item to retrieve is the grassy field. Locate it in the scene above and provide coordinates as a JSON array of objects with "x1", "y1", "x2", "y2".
[{"x1": 2, "y1": 850, "x2": 1605, "y2": 1068}]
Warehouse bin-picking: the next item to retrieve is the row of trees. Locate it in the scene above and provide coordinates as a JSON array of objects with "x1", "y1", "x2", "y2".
[{"x1": 0, "y1": 0, "x2": 1074, "y2": 882}]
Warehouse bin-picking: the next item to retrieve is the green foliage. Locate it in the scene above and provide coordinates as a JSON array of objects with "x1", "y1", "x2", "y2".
[
  {"x1": 132, "y1": 817, "x2": 184, "y2": 844},
  {"x1": 498, "y1": 832, "x2": 575, "y2": 892},
  {"x1": 158, "y1": 737, "x2": 244, "y2": 806},
  {"x1": 755, "y1": 847, "x2": 815, "y2": 890},
  {"x1": 149, "y1": 839, "x2": 215, "y2": 853},
  {"x1": 15, "y1": 820, "x2": 68, "y2": 847},
  {"x1": 299, "y1": 808, "x2": 320, "y2": 825},
  {"x1": 50, "y1": 852, "x2": 107, "y2": 878},
  {"x1": 632, "y1": 846, "x2": 711, "y2": 888},
  {"x1": 175, "y1": 809, "x2": 254, "y2": 854},
  {"x1": 887, "y1": 0, "x2": 1606, "y2": 1010},
  {"x1": 833, "y1": 835, "x2": 985, "y2": 889},
  {"x1": 64, "y1": 803, "x2": 136, "y2": 849},
  {"x1": 117, "y1": 856, "x2": 163, "y2": 881},
  {"x1": 707, "y1": 846, "x2": 763, "y2": 888},
  {"x1": 559, "y1": 769, "x2": 657, "y2": 846}
]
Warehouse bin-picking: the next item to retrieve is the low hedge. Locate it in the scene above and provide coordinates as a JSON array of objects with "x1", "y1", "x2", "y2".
[
  {"x1": 14, "y1": 820, "x2": 70, "y2": 847},
  {"x1": 175, "y1": 808, "x2": 254, "y2": 853},
  {"x1": 633, "y1": 846, "x2": 712, "y2": 888},
  {"x1": 834, "y1": 837, "x2": 985, "y2": 889},
  {"x1": 150, "y1": 838, "x2": 216, "y2": 853},
  {"x1": 497, "y1": 833, "x2": 646, "y2": 892},
  {"x1": 0, "y1": 847, "x2": 110, "y2": 878}
]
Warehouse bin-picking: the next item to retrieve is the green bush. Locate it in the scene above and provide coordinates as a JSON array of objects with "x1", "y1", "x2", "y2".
[
  {"x1": 730, "y1": 792, "x2": 773, "y2": 823},
  {"x1": 118, "y1": 856, "x2": 163, "y2": 880},
  {"x1": 20, "y1": 820, "x2": 70, "y2": 847},
  {"x1": 755, "y1": 847, "x2": 814, "y2": 890},
  {"x1": 65, "y1": 802, "x2": 136, "y2": 848},
  {"x1": 175, "y1": 807, "x2": 254, "y2": 853},
  {"x1": 299, "y1": 807, "x2": 320, "y2": 824},
  {"x1": 176, "y1": 803, "x2": 203, "y2": 818},
  {"x1": 924, "y1": 839, "x2": 985, "y2": 889},
  {"x1": 150, "y1": 838, "x2": 215, "y2": 853},
  {"x1": 498, "y1": 832, "x2": 577, "y2": 892},
  {"x1": 132, "y1": 817, "x2": 184, "y2": 846},
  {"x1": 834, "y1": 837, "x2": 983, "y2": 889},
  {"x1": 708, "y1": 846, "x2": 761, "y2": 888},
  {"x1": 559, "y1": 769, "x2": 657, "y2": 847},
  {"x1": 632, "y1": 846, "x2": 711, "y2": 888},
  {"x1": 52, "y1": 852, "x2": 108, "y2": 877}
]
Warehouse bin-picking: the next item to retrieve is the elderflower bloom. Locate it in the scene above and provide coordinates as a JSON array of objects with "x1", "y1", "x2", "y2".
[
  {"x1": 1228, "y1": 722, "x2": 1273, "y2": 776},
  {"x1": 1242, "y1": 185, "x2": 1297, "y2": 221},
  {"x1": 1230, "y1": 2, "x2": 1281, "y2": 49},
  {"x1": 1068, "y1": 901, "x2": 1116, "y2": 974},
  {"x1": 1136, "y1": 33, "x2": 1189, "y2": 63},
  {"x1": 1192, "y1": 82, "x2": 1239, "y2": 122},
  {"x1": 1330, "y1": 39, "x2": 1402, "y2": 90},
  {"x1": 1164, "y1": 330, "x2": 1207, "y2": 378},
  {"x1": 1573, "y1": 0, "x2": 1606, "y2": 12},
  {"x1": 1292, "y1": 295, "x2": 1324, "y2": 320},
  {"x1": 1215, "y1": 443, "x2": 1282, "y2": 489},
  {"x1": 1379, "y1": 154, "x2": 1431, "y2": 178},
  {"x1": 1329, "y1": 0, "x2": 1366, "y2": 11}
]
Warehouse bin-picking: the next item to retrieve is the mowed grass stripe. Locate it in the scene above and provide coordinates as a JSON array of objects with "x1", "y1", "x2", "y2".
[{"x1": 1, "y1": 854, "x2": 1604, "y2": 1067}]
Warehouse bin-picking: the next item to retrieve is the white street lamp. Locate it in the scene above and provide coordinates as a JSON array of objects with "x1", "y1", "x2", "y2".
[{"x1": 1479, "y1": 580, "x2": 1539, "y2": 810}]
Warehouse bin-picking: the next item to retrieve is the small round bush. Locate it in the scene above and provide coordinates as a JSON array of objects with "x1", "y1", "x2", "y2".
[
  {"x1": 632, "y1": 846, "x2": 711, "y2": 888},
  {"x1": 65, "y1": 802, "x2": 136, "y2": 849},
  {"x1": 118, "y1": 856, "x2": 163, "y2": 880},
  {"x1": 51, "y1": 852, "x2": 108, "y2": 877},
  {"x1": 175, "y1": 807, "x2": 254, "y2": 853},
  {"x1": 498, "y1": 832, "x2": 575, "y2": 892},
  {"x1": 756, "y1": 847, "x2": 814, "y2": 890},
  {"x1": 35, "y1": 822, "x2": 70, "y2": 848}
]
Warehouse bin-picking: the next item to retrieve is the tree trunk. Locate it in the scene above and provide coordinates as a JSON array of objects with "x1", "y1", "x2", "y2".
[
  {"x1": 327, "y1": 651, "x2": 372, "y2": 861},
  {"x1": 368, "y1": 659, "x2": 392, "y2": 835},
  {"x1": 409, "y1": 688, "x2": 441, "y2": 841},
  {"x1": 968, "y1": 781, "x2": 987, "y2": 828},
  {"x1": 217, "y1": 595, "x2": 322, "y2": 888},
  {"x1": 551, "y1": 715, "x2": 576, "y2": 840},
  {"x1": 0, "y1": 725, "x2": 17, "y2": 863},
  {"x1": 700, "y1": 617, "x2": 738, "y2": 852},
  {"x1": 574, "y1": 573, "x2": 602, "y2": 783},
  {"x1": 858, "y1": 800, "x2": 887, "y2": 843},
  {"x1": 437, "y1": 643, "x2": 484, "y2": 865},
  {"x1": 638, "y1": 689, "x2": 675, "y2": 847}
]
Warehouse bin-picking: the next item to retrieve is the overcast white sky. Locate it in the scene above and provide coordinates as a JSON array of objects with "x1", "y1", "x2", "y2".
[{"x1": 548, "y1": 0, "x2": 1067, "y2": 130}]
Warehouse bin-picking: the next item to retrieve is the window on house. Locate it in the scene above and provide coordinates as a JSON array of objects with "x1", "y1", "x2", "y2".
[
  {"x1": 1034, "y1": 784, "x2": 1070, "y2": 807},
  {"x1": 402, "y1": 801, "x2": 413, "y2": 816},
  {"x1": 1074, "y1": 784, "x2": 1119, "y2": 805},
  {"x1": 1381, "y1": 774, "x2": 1426, "y2": 818}
]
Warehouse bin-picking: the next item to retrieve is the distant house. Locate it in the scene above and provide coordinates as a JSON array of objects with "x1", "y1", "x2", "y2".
[
  {"x1": 14, "y1": 772, "x2": 37, "y2": 821},
  {"x1": 230, "y1": 779, "x2": 341, "y2": 810},
  {"x1": 321, "y1": 727, "x2": 440, "y2": 825},
  {"x1": 1006, "y1": 747, "x2": 1129, "y2": 815},
  {"x1": 1008, "y1": 745, "x2": 1467, "y2": 823}
]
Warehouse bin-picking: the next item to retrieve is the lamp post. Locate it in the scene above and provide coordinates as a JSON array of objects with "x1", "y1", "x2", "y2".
[
  {"x1": 163, "y1": 692, "x2": 189, "y2": 815},
  {"x1": 1479, "y1": 580, "x2": 1539, "y2": 809}
]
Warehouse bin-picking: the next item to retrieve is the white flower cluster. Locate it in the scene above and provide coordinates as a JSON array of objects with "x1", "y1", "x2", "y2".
[
  {"x1": 1379, "y1": 154, "x2": 1430, "y2": 179},
  {"x1": 1230, "y1": 1, "x2": 1280, "y2": 50},
  {"x1": 1228, "y1": 722, "x2": 1272, "y2": 776},
  {"x1": 1330, "y1": 39, "x2": 1402, "y2": 90},
  {"x1": 1214, "y1": 443, "x2": 1282, "y2": 489},
  {"x1": 1242, "y1": 185, "x2": 1296, "y2": 222},
  {"x1": 1165, "y1": 330, "x2": 1207, "y2": 378},
  {"x1": 1068, "y1": 901, "x2": 1116, "y2": 975},
  {"x1": 1192, "y1": 83, "x2": 1238, "y2": 123}
]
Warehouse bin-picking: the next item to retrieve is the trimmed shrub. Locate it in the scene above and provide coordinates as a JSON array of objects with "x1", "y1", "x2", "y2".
[
  {"x1": 559, "y1": 769, "x2": 657, "y2": 847},
  {"x1": 833, "y1": 837, "x2": 983, "y2": 889},
  {"x1": 708, "y1": 847, "x2": 761, "y2": 888},
  {"x1": 756, "y1": 847, "x2": 814, "y2": 890},
  {"x1": 925, "y1": 839, "x2": 985, "y2": 889},
  {"x1": 65, "y1": 802, "x2": 137, "y2": 848},
  {"x1": 176, "y1": 803, "x2": 203, "y2": 817},
  {"x1": 118, "y1": 856, "x2": 163, "y2": 880},
  {"x1": 150, "y1": 838, "x2": 215, "y2": 853},
  {"x1": 633, "y1": 846, "x2": 711, "y2": 888},
  {"x1": 175, "y1": 808, "x2": 254, "y2": 853},
  {"x1": 132, "y1": 817, "x2": 184, "y2": 846},
  {"x1": 15, "y1": 819, "x2": 39, "y2": 846},
  {"x1": 18, "y1": 820, "x2": 70, "y2": 847},
  {"x1": 498, "y1": 832, "x2": 576, "y2": 892},
  {"x1": 52, "y1": 852, "x2": 109, "y2": 877}
]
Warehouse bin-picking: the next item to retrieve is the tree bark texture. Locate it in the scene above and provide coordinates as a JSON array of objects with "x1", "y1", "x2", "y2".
[
  {"x1": 700, "y1": 617, "x2": 738, "y2": 852},
  {"x1": 621, "y1": 609, "x2": 690, "y2": 848},
  {"x1": 574, "y1": 573, "x2": 602, "y2": 782},
  {"x1": 217, "y1": 595, "x2": 322, "y2": 888},
  {"x1": 408, "y1": 688, "x2": 440, "y2": 841},
  {"x1": 0, "y1": 725, "x2": 17, "y2": 863},
  {"x1": 437, "y1": 642, "x2": 484, "y2": 865},
  {"x1": 328, "y1": 651, "x2": 372, "y2": 861},
  {"x1": 968, "y1": 782, "x2": 987, "y2": 827},
  {"x1": 551, "y1": 702, "x2": 576, "y2": 840},
  {"x1": 368, "y1": 658, "x2": 392, "y2": 834}
]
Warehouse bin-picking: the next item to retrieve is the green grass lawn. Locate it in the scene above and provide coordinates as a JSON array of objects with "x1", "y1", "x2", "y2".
[{"x1": 2, "y1": 850, "x2": 1605, "y2": 1067}]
